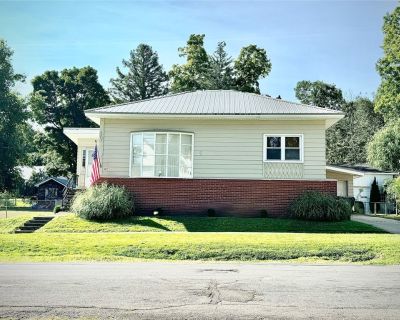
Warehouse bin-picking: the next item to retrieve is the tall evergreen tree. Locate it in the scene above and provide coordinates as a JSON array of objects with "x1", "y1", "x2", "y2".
[
  {"x1": 234, "y1": 45, "x2": 271, "y2": 93},
  {"x1": 169, "y1": 34, "x2": 211, "y2": 92},
  {"x1": 110, "y1": 44, "x2": 168, "y2": 103},
  {"x1": 369, "y1": 177, "x2": 381, "y2": 212},
  {"x1": 375, "y1": 6, "x2": 400, "y2": 121},
  {"x1": 30, "y1": 66, "x2": 110, "y2": 176},
  {"x1": 0, "y1": 39, "x2": 28, "y2": 191},
  {"x1": 209, "y1": 41, "x2": 235, "y2": 89}
]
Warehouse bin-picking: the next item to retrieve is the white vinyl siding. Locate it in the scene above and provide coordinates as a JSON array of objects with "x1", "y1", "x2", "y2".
[{"x1": 101, "y1": 119, "x2": 327, "y2": 180}]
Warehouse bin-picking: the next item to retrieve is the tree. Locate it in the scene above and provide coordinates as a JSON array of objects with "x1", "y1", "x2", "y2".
[
  {"x1": 169, "y1": 34, "x2": 211, "y2": 92},
  {"x1": 326, "y1": 97, "x2": 384, "y2": 165},
  {"x1": 367, "y1": 119, "x2": 400, "y2": 172},
  {"x1": 385, "y1": 177, "x2": 400, "y2": 212},
  {"x1": 294, "y1": 80, "x2": 344, "y2": 110},
  {"x1": 0, "y1": 39, "x2": 28, "y2": 191},
  {"x1": 375, "y1": 6, "x2": 400, "y2": 121},
  {"x1": 234, "y1": 45, "x2": 271, "y2": 93},
  {"x1": 294, "y1": 80, "x2": 384, "y2": 164},
  {"x1": 369, "y1": 177, "x2": 381, "y2": 212},
  {"x1": 30, "y1": 67, "x2": 110, "y2": 176},
  {"x1": 209, "y1": 41, "x2": 235, "y2": 90},
  {"x1": 110, "y1": 44, "x2": 168, "y2": 103}
]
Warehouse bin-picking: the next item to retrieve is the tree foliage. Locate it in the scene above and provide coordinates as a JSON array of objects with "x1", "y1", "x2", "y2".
[
  {"x1": 0, "y1": 39, "x2": 28, "y2": 191},
  {"x1": 234, "y1": 45, "x2": 271, "y2": 93},
  {"x1": 110, "y1": 44, "x2": 168, "y2": 103},
  {"x1": 209, "y1": 41, "x2": 235, "y2": 90},
  {"x1": 169, "y1": 34, "x2": 211, "y2": 92},
  {"x1": 169, "y1": 35, "x2": 272, "y2": 94},
  {"x1": 30, "y1": 67, "x2": 110, "y2": 176},
  {"x1": 385, "y1": 177, "x2": 400, "y2": 202},
  {"x1": 367, "y1": 119, "x2": 400, "y2": 172},
  {"x1": 375, "y1": 6, "x2": 400, "y2": 121},
  {"x1": 295, "y1": 80, "x2": 383, "y2": 164},
  {"x1": 326, "y1": 98, "x2": 384, "y2": 165},
  {"x1": 295, "y1": 80, "x2": 344, "y2": 110}
]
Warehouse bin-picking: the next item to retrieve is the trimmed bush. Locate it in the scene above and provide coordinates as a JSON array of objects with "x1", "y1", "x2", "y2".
[
  {"x1": 71, "y1": 183, "x2": 134, "y2": 221},
  {"x1": 289, "y1": 191, "x2": 351, "y2": 221},
  {"x1": 354, "y1": 201, "x2": 365, "y2": 214},
  {"x1": 207, "y1": 208, "x2": 216, "y2": 217},
  {"x1": 260, "y1": 209, "x2": 268, "y2": 218},
  {"x1": 53, "y1": 205, "x2": 62, "y2": 214}
]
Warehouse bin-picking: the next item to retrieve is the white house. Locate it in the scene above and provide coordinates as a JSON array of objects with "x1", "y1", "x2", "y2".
[
  {"x1": 326, "y1": 164, "x2": 397, "y2": 212},
  {"x1": 64, "y1": 90, "x2": 344, "y2": 216}
]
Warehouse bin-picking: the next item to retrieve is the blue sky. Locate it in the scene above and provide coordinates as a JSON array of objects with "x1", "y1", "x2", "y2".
[{"x1": 1, "y1": 0, "x2": 397, "y2": 101}]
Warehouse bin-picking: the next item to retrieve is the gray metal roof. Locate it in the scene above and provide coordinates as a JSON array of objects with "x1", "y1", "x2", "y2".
[{"x1": 86, "y1": 90, "x2": 343, "y2": 116}]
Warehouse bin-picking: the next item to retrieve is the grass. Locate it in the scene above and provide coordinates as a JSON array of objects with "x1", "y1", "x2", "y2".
[
  {"x1": 38, "y1": 214, "x2": 386, "y2": 233},
  {"x1": 0, "y1": 215, "x2": 37, "y2": 233},
  {"x1": 0, "y1": 232, "x2": 399, "y2": 264}
]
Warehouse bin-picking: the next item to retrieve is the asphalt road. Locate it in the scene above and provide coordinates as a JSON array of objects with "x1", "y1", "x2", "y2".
[{"x1": 0, "y1": 263, "x2": 399, "y2": 319}]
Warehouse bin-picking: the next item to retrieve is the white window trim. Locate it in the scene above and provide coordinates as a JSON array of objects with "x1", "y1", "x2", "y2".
[
  {"x1": 129, "y1": 131, "x2": 194, "y2": 179},
  {"x1": 263, "y1": 134, "x2": 304, "y2": 163}
]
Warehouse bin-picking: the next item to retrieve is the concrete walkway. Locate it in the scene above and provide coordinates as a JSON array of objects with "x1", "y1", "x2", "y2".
[{"x1": 352, "y1": 214, "x2": 400, "y2": 234}]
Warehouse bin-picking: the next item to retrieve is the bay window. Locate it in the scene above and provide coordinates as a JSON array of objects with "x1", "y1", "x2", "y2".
[
  {"x1": 130, "y1": 132, "x2": 193, "y2": 178},
  {"x1": 263, "y1": 134, "x2": 303, "y2": 162}
]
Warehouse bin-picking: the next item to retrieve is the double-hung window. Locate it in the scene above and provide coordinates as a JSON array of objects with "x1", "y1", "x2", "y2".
[
  {"x1": 130, "y1": 132, "x2": 193, "y2": 178},
  {"x1": 263, "y1": 134, "x2": 303, "y2": 162}
]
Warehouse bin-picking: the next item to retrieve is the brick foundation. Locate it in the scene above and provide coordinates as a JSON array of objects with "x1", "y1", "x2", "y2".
[{"x1": 97, "y1": 178, "x2": 336, "y2": 217}]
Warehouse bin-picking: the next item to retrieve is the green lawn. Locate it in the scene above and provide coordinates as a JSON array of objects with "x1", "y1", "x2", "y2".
[
  {"x1": 0, "y1": 233, "x2": 399, "y2": 264},
  {"x1": 37, "y1": 214, "x2": 386, "y2": 234}
]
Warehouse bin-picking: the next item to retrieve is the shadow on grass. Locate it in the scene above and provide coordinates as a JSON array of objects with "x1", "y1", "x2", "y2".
[
  {"x1": 154, "y1": 216, "x2": 387, "y2": 233},
  {"x1": 105, "y1": 217, "x2": 172, "y2": 231}
]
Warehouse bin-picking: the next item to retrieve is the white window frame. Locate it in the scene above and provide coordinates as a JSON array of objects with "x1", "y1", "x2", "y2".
[
  {"x1": 263, "y1": 134, "x2": 304, "y2": 163},
  {"x1": 129, "y1": 131, "x2": 194, "y2": 178}
]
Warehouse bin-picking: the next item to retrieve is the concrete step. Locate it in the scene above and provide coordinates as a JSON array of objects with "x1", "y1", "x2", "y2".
[
  {"x1": 15, "y1": 216, "x2": 54, "y2": 234},
  {"x1": 19, "y1": 226, "x2": 41, "y2": 231}
]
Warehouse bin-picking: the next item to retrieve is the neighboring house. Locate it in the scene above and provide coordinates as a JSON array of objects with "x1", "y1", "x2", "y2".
[
  {"x1": 64, "y1": 90, "x2": 344, "y2": 216},
  {"x1": 326, "y1": 164, "x2": 397, "y2": 212},
  {"x1": 35, "y1": 177, "x2": 69, "y2": 201}
]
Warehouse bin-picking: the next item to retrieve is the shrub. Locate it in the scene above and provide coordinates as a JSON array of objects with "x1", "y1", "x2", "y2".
[
  {"x1": 53, "y1": 205, "x2": 62, "y2": 214},
  {"x1": 338, "y1": 197, "x2": 355, "y2": 208},
  {"x1": 207, "y1": 208, "x2": 216, "y2": 217},
  {"x1": 260, "y1": 209, "x2": 268, "y2": 218},
  {"x1": 71, "y1": 183, "x2": 134, "y2": 221},
  {"x1": 354, "y1": 201, "x2": 365, "y2": 214},
  {"x1": 369, "y1": 178, "x2": 381, "y2": 212},
  {"x1": 289, "y1": 191, "x2": 351, "y2": 221}
]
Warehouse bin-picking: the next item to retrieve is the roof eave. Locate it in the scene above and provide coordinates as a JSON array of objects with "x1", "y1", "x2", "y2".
[
  {"x1": 85, "y1": 112, "x2": 344, "y2": 126},
  {"x1": 63, "y1": 128, "x2": 100, "y2": 144}
]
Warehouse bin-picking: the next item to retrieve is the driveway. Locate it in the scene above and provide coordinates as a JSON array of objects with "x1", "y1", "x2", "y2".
[
  {"x1": 0, "y1": 263, "x2": 399, "y2": 319},
  {"x1": 352, "y1": 214, "x2": 400, "y2": 234}
]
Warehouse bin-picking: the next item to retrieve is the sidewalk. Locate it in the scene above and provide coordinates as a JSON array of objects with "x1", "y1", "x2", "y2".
[{"x1": 351, "y1": 214, "x2": 400, "y2": 234}]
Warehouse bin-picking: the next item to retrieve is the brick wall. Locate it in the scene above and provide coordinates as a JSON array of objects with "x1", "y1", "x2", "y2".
[{"x1": 97, "y1": 178, "x2": 337, "y2": 217}]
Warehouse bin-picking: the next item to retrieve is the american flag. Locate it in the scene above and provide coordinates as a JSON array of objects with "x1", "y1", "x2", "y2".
[{"x1": 89, "y1": 144, "x2": 100, "y2": 186}]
